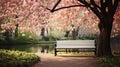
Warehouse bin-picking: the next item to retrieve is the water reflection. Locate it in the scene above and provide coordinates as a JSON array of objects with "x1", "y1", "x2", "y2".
[
  {"x1": 0, "y1": 44, "x2": 54, "y2": 53},
  {"x1": 35, "y1": 45, "x2": 49, "y2": 53},
  {"x1": 29, "y1": 44, "x2": 54, "y2": 53}
]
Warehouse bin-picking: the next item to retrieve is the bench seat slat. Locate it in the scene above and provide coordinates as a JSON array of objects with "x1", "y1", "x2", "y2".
[
  {"x1": 56, "y1": 46, "x2": 95, "y2": 48},
  {"x1": 57, "y1": 43, "x2": 94, "y2": 46}
]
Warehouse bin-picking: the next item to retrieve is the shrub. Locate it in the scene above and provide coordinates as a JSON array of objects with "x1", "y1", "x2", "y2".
[
  {"x1": 0, "y1": 49, "x2": 40, "y2": 67},
  {"x1": 100, "y1": 57, "x2": 120, "y2": 67},
  {"x1": 0, "y1": 34, "x2": 5, "y2": 41},
  {"x1": 76, "y1": 36, "x2": 96, "y2": 40},
  {"x1": 15, "y1": 32, "x2": 31, "y2": 42},
  {"x1": 48, "y1": 30, "x2": 65, "y2": 40}
]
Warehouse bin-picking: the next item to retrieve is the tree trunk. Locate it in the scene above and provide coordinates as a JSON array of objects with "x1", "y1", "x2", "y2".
[
  {"x1": 15, "y1": 24, "x2": 19, "y2": 37},
  {"x1": 41, "y1": 28, "x2": 45, "y2": 39},
  {"x1": 4, "y1": 30, "x2": 10, "y2": 41},
  {"x1": 65, "y1": 31, "x2": 70, "y2": 37},
  {"x1": 97, "y1": 18, "x2": 113, "y2": 57},
  {"x1": 71, "y1": 26, "x2": 79, "y2": 40},
  {"x1": 72, "y1": 28, "x2": 76, "y2": 40}
]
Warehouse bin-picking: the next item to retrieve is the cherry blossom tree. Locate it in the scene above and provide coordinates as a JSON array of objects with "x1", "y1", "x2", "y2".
[{"x1": 46, "y1": 0, "x2": 120, "y2": 57}]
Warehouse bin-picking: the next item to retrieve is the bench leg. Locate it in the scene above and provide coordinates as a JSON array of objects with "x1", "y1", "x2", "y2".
[
  {"x1": 94, "y1": 50, "x2": 96, "y2": 56},
  {"x1": 95, "y1": 52, "x2": 96, "y2": 56},
  {"x1": 77, "y1": 49, "x2": 79, "y2": 53},
  {"x1": 66, "y1": 49, "x2": 68, "y2": 53},
  {"x1": 54, "y1": 48, "x2": 57, "y2": 56}
]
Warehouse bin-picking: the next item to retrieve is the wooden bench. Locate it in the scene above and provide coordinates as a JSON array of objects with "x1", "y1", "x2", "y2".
[{"x1": 54, "y1": 40, "x2": 96, "y2": 56}]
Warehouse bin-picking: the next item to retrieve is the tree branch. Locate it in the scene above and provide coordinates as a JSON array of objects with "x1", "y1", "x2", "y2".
[
  {"x1": 89, "y1": 6, "x2": 102, "y2": 19},
  {"x1": 50, "y1": 4, "x2": 85, "y2": 12},
  {"x1": 113, "y1": 0, "x2": 119, "y2": 13},
  {"x1": 89, "y1": 0, "x2": 102, "y2": 19},
  {"x1": 43, "y1": 0, "x2": 119, "y2": 20},
  {"x1": 100, "y1": 0, "x2": 106, "y2": 15},
  {"x1": 51, "y1": 0, "x2": 61, "y2": 12},
  {"x1": 90, "y1": 0, "x2": 100, "y2": 9},
  {"x1": 78, "y1": 0, "x2": 102, "y2": 19},
  {"x1": 40, "y1": 1, "x2": 85, "y2": 12},
  {"x1": 78, "y1": 0, "x2": 89, "y2": 5}
]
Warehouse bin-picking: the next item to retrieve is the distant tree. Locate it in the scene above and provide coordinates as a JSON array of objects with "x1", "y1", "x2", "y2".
[{"x1": 0, "y1": 0, "x2": 51, "y2": 40}]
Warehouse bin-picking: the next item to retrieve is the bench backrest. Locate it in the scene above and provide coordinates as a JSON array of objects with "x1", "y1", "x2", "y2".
[{"x1": 56, "y1": 40, "x2": 95, "y2": 47}]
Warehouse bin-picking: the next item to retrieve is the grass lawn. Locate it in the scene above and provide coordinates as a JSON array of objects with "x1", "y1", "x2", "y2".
[{"x1": 56, "y1": 52, "x2": 95, "y2": 56}]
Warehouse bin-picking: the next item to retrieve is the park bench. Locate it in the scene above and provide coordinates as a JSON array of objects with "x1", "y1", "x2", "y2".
[{"x1": 54, "y1": 40, "x2": 96, "y2": 56}]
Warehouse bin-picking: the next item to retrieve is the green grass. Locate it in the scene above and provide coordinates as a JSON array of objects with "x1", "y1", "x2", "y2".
[
  {"x1": 0, "y1": 49, "x2": 40, "y2": 67},
  {"x1": 55, "y1": 52, "x2": 95, "y2": 56},
  {"x1": 100, "y1": 56, "x2": 120, "y2": 67},
  {"x1": 35, "y1": 41, "x2": 55, "y2": 44}
]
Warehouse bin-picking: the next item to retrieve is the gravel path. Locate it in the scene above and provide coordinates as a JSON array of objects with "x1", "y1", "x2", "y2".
[{"x1": 33, "y1": 53, "x2": 102, "y2": 67}]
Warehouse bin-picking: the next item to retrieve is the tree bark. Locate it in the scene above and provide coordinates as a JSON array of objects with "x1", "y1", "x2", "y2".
[
  {"x1": 41, "y1": 28, "x2": 45, "y2": 39},
  {"x1": 97, "y1": 18, "x2": 113, "y2": 57},
  {"x1": 15, "y1": 24, "x2": 19, "y2": 37},
  {"x1": 4, "y1": 30, "x2": 10, "y2": 41},
  {"x1": 72, "y1": 28, "x2": 76, "y2": 40},
  {"x1": 65, "y1": 31, "x2": 70, "y2": 37}
]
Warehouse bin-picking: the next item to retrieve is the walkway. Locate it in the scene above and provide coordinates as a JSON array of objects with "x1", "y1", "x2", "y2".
[{"x1": 33, "y1": 53, "x2": 102, "y2": 67}]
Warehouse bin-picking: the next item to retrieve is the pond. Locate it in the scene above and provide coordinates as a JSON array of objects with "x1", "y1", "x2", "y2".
[{"x1": 0, "y1": 44, "x2": 54, "y2": 54}]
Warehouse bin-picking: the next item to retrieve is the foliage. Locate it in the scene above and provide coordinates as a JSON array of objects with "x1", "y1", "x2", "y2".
[
  {"x1": 2, "y1": 32, "x2": 36, "y2": 44},
  {"x1": 113, "y1": 51, "x2": 120, "y2": 55},
  {"x1": 0, "y1": 34, "x2": 5, "y2": 41},
  {"x1": 0, "y1": 49, "x2": 40, "y2": 67},
  {"x1": 15, "y1": 32, "x2": 31, "y2": 42},
  {"x1": 76, "y1": 36, "x2": 96, "y2": 40},
  {"x1": 48, "y1": 29, "x2": 65, "y2": 40},
  {"x1": 100, "y1": 57, "x2": 120, "y2": 67}
]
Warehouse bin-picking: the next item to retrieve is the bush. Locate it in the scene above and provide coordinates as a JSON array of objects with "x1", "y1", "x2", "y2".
[
  {"x1": 15, "y1": 32, "x2": 31, "y2": 42},
  {"x1": 113, "y1": 51, "x2": 120, "y2": 55},
  {"x1": 76, "y1": 36, "x2": 96, "y2": 40},
  {"x1": 100, "y1": 57, "x2": 120, "y2": 67},
  {"x1": 0, "y1": 49, "x2": 40, "y2": 67},
  {"x1": 0, "y1": 34, "x2": 5, "y2": 41},
  {"x1": 48, "y1": 30, "x2": 65, "y2": 41}
]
